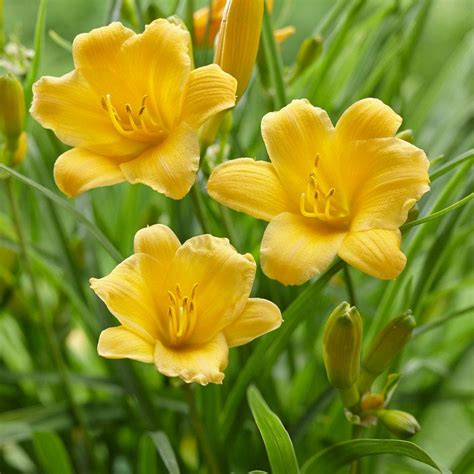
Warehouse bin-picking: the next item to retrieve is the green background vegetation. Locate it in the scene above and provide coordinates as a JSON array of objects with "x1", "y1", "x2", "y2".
[{"x1": 1, "y1": 0, "x2": 473, "y2": 473}]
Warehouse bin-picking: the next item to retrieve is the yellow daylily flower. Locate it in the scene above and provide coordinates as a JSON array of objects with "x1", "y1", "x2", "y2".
[
  {"x1": 91, "y1": 225, "x2": 282, "y2": 385},
  {"x1": 31, "y1": 20, "x2": 237, "y2": 199},
  {"x1": 194, "y1": 0, "x2": 294, "y2": 48},
  {"x1": 208, "y1": 98, "x2": 430, "y2": 285}
]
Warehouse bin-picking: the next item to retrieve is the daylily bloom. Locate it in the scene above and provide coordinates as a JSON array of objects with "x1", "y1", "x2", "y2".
[
  {"x1": 194, "y1": 0, "x2": 294, "y2": 48},
  {"x1": 91, "y1": 225, "x2": 282, "y2": 385},
  {"x1": 208, "y1": 99, "x2": 430, "y2": 285},
  {"x1": 31, "y1": 19, "x2": 237, "y2": 199}
]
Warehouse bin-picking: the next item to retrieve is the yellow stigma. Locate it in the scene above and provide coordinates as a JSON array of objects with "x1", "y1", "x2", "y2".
[
  {"x1": 101, "y1": 94, "x2": 164, "y2": 142},
  {"x1": 299, "y1": 154, "x2": 349, "y2": 226},
  {"x1": 167, "y1": 283, "x2": 198, "y2": 346}
]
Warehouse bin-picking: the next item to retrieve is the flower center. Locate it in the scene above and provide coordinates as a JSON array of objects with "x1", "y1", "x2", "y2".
[
  {"x1": 167, "y1": 283, "x2": 198, "y2": 346},
  {"x1": 299, "y1": 155, "x2": 349, "y2": 227},
  {"x1": 101, "y1": 94, "x2": 165, "y2": 142}
]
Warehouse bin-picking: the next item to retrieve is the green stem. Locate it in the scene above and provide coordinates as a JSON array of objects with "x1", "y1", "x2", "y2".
[
  {"x1": 401, "y1": 193, "x2": 473, "y2": 231},
  {"x1": 413, "y1": 305, "x2": 474, "y2": 338},
  {"x1": 349, "y1": 424, "x2": 363, "y2": 474},
  {"x1": 261, "y1": 6, "x2": 287, "y2": 109},
  {"x1": 430, "y1": 149, "x2": 474, "y2": 181},
  {"x1": 0, "y1": 0, "x2": 5, "y2": 54},
  {"x1": 4, "y1": 176, "x2": 92, "y2": 468},
  {"x1": 183, "y1": 384, "x2": 220, "y2": 474},
  {"x1": 343, "y1": 266, "x2": 357, "y2": 306},
  {"x1": 190, "y1": 183, "x2": 211, "y2": 234}
]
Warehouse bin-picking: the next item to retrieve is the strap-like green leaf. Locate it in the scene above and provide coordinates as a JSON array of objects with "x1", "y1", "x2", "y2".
[
  {"x1": 302, "y1": 438, "x2": 449, "y2": 474},
  {"x1": 247, "y1": 386, "x2": 300, "y2": 474},
  {"x1": 137, "y1": 433, "x2": 158, "y2": 474},
  {"x1": 149, "y1": 431, "x2": 180, "y2": 474},
  {"x1": 33, "y1": 431, "x2": 74, "y2": 474}
]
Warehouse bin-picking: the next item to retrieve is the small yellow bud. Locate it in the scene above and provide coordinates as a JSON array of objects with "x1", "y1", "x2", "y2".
[
  {"x1": 13, "y1": 132, "x2": 28, "y2": 165},
  {"x1": 323, "y1": 303, "x2": 363, "y2": 407},
  {"x1": 0, "y1": 74, "x2": 25, "y2": 161},
  {"x1": 214, "y1": 0, "x2": 264, "y2": 100},
  {"x1": 359, "y1": 312, "x2": 416, "y2": 393},
  {"x1": 360, "y1": 392, "x2": 385, "y2": 412},
  {"x1": 378, "y1": 409, "x2": 420, "y2": 438}
]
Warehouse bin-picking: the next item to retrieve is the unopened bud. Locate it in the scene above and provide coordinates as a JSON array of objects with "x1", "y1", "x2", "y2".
[
  {"x1": 214, "y1": 0, "x2": 264, "y2": 100},
  {"x1": 324, "y1": 302, "x2": 363, "y2": 407},
  {"x1": 359, "y1": 311, "x2": 415, "y2": 393},
  {"x1": 378, "y1": 409, "x2": 420, "y2": 438},
  {"x1": 360, "y1": 392, "x2": 385, "y2": 412},
  {"x1": 121, "y1": 0, "x2": 140, "y2": 29},
  {"x1": 396, "y1": 129, "x2": 414, "y2": 143},
  {"x1": 0, "y1": 74, "x2": 25, "y2": 160},
  {"x1": 294, "y1": 35, "x2": 323, "y2": 79}
]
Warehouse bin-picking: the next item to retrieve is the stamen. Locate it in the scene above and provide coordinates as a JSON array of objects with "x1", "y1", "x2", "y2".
[{"x1": 167, "y1": 284, "x2": 198, "y2": 345}]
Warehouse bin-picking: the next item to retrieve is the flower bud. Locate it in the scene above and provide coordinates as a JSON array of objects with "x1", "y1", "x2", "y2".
[
  {"x1": 359, "y1": 311, "x2": 415, "y2": 393},
  {"x1": 292, "y1": 35, "x2": 323, "y2": 81},
  {"x1": 0, "y1": 74, "x2": 25, "y2": 160},
  {"x1": 214, "y1": 0, "x2": 264, "y2": 100},
  {"x1": 396, "y1": 129, "x2": 414, "y2": 143},
  {"x1": 378, "y1": 409, "x2": 420, "y2": 438},
  {"x1": 324, "y1": 303, "x2": 363, "y2": 407},
  {"x1": 274, "y1": 26, "x2": 296, "y2": 44}
]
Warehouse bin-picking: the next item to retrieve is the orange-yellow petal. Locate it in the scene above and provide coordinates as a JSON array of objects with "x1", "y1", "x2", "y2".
[
  {"x1": 194, "y1": 0, "x2": 227, "y2": 47},
  {"x1": 54, "y1": 147, "x2": 125, "y2": 197},
  {"x1": 224, "y1": 298, "x2": 282, "y2": 348},
  {"x1": 31, "y1": 71, "x2": 143, "y2": 157},
  {"x1": 90, "y1": 254, "x2": 161, "y2": 342},
  {"x1": 120, "y1": 19, "x2": 192, "y2": 130},
  {"x1": 134, "y1": 224, "x2": 181, "y2": 264},
  {"x1": 346, "y1": 138, "x2": 430, "y2": 231},
  {"x1": 261, "y1": 212, "x2": 346, "y2": 285},
  {"x1": 180, "y1": 64, "x2": 237, "y2": 129},
  {"x1": 154, "y1": 332, "x2": 228, "y2": 385},
  {"x1": 261, "y1": 99, "x2": 334, "y2": 203},
  {"x1": 335, "y1": 98, "x2": 402, "y2": 142},
  {"x1": 166, "y1": 235, "x2": 256, "y2": 345},
  {"x1": 120, "y1": 123, "x2": 200, "y2": 200},
  {"x1": 338, "y1": 229, "x2": 406, "y2": 280},
  {"x1": 208, "y1": 158, "x2": 294, "y2": 221},
  {"x1": 98, "y1": 326, "x2": 154, "y2": 363}
]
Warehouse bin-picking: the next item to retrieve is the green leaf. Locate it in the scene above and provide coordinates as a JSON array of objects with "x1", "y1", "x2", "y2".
[
  {"x1": 24, "y1": 0, "x2": 48, "y2": 109},
  {"x1": 0, "y1": 164, "x2": 123, "y2": 263},
  {"x1": 247, "y1": 386, "x2": 300, "y2": 474},
  {"x1": 149, "y1": 431, "x2": 180, "y2": 474},
  {"x1": 32, "y1": 431, "x2": 74, "y2": 474},
  {"x1": 301, "y1": 439, "x2": 449, "y2": 474},
  {"x1": 137, "y1": 433, "x2": 158, "y2": 474}
]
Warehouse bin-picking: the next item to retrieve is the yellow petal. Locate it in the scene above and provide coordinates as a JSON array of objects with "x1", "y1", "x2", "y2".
[
  {"x1": 120, "y1": 123, "x2": 200, "y2": 200},
  {"x1": 335, "y1": 98, "x2": 402, "y2": 142},
  {"x1": 274, "y1": 26, "x2": 296, "y2": 44},
  {"x1": 194, "y1": 0, "x2": 227, "y2": 47},
  {"x1": 166, "y1": 235, "x2": 256, "y2": 345},
  {"x1": 31, "y1": 71, "x2": 144, "y2": 157},
  {"x1": 346, "y1": 138, "x2": 430, "y2": 231},
  {"x1": 134, "y1": 224, "x2": 181, "y2": 265},
  {"x1": 120, "y1": 19, "x2": 191, "y2": 129},
  {"x1": 208, "y1": 158, "x2": 294, "y2": 221},
  {"x1": 224, "y1": 298, "x2": 282, "y2": 348},
  {"x1": 338, "y1": 229, "x2": 406, "y2": 280},
  {"x1": 261, "y1": 212, "x2": 345, "y2": 285},
  {"x1": 54, "y1": 148, "x2": 125, "y2": 197},
  {"x1": 98, "y1": 326, "x2": 154, "y2": 363},
  {"x1": 214, "y1": 0, "x2": 264, "y2": 99},
  {"x1": 154, "y1": 332, "x2": 228, "y2": 385},
  {"x1": 180, "y1": 64, "x2": 237, "y2": 128},
  {"x1": 261, "y1": 99, "x2": 334, "y2": 203},
  {"x1": 90, "y1": 254, "x2": 162, "y2": 342}
]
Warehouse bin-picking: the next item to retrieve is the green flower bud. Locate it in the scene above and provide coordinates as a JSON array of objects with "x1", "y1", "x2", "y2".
[
  {"x1": 396, "y1": 129, "x2": 414, "y2": 143},
  {"x1": 323, "y1": 303, "x2": 363, "y2": 407},
  {"x1": 292, "y1": 35, "x2": 323, "y2": 80},
  {"x1": 378, "y1": 409, "x2": 420, "y2": 438},
  {"x1": 359, "y1": 311, "x2": 415, "y2": 393},
  {"x1": 0, "y1": 74, "x2": 25, "y2": 161}
]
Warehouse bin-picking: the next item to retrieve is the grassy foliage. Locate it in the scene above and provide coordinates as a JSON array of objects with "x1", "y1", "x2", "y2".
[{"x1": 1, "y1": 0, "x2": 473, "y2": 473}]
